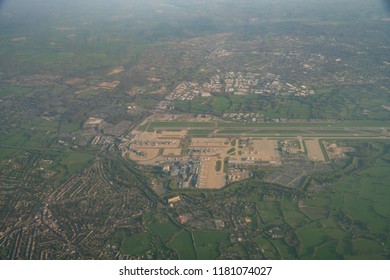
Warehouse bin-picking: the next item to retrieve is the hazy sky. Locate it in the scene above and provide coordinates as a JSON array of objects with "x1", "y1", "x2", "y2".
[
  {"x1": 1, "y1": 0, "x2": 388, "y2": 16},
  {"x1": 0, "y1": 0, "x2": 389, "y2": 32}
]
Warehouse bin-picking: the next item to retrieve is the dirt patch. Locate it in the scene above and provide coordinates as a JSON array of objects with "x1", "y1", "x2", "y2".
[
  {"x1": 65, "y1": 78, "x2": 86, "y2": 86},
  {"x1": 147, "y1": 77, "x2": 161, "y2": 82},
  {"x1": 252, "y1": 140, "x2": 279, "y2": 161},
  {"x1": 163, "y1": 148, "x2": 182, "y2": 156},
  {"x1": 98, "y1": 81, "x2": 120, "y2": 89},
  {"x1": 230, "y1": 140, "x2": 280, "y2": 165},
  {"x1": 305, "y1": 139, "x2": 325, "y2": 161},
  {"x1": 108, "y1": 66, "x2": 125, "y2": 76}
]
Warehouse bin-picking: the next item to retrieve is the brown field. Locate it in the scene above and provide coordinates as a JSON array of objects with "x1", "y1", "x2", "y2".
[
  {"x1": 230, "y1": 140, "x2": 281, "y2": 165},
  {"x1": 252, "y1": 140, "x2": 280, "y2": 162},
  {"x1": 305, "y1": 139, "x2": 325, "y2": 161},
  {"x1": 65, "y1": 77, "x2": 86, "y2": 86},
  {"x1": 163, "y1": 148, "x2": 182, "y2": 156},
  {"x1": 98, "y1": 81, "x2": 120, "y2": 89},
  {"x1": 108, "y1": 66, "x2": 125, "y2": 76},
  {"x1": 147, "y1": 77, "x2": 162, "y2": 82}
]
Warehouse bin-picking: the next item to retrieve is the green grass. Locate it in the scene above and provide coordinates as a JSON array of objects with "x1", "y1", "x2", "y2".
[
  {"x1": 188, "y1": 129, "x2": 213, "y2": 135},
  {"x1": 227, "y1": 148, "x2": 236, "y2": 154},
  {"x1": 167, "y1": 230, "x2": 196, "y2": 259},
  {"x1": 121, "y1": 232, "x2": 153, "y2": 256},
  {"x1": 296, "y1": 222, "x2": 328, "y2": 256},
  {"x1": 0, "y1": 131, "x2": 29, "y2": 147},
  {"x1": 191, "y1": 102, "x2": 212, "y2": 113},
  {"x1": 61, "y1": 152, "x2": 94, "y2": 175},
  {"x1": 319, "y1": 140, "x2": 330, "y2": 161},
  {"x1": 61, "y1": 122, "x2": 81, "y2": 133},
  {"x1": 0, "y1": 86, "x2": 33, "y2": 97},
  {"x1": 271, "y1": 239, "x2": 296, "y2": 259},
  {"x1": 148, "y1": 218, "x2": 181, "y2": 242},
  {"x1": 299, "y1": 197, "x2": 330, "y2": 220},
  {"x1": 193, "y1": 231, "x2": 230, "y2": 259},
  {"x1": 360, "y1": 166, "x2": 390, "y2": 178},
  {"x1": 249, "y1": 130, "x2": 310, "y2": 134},
  {"x1": 211, "y1": 96, "x2": 231, "y2": 112},
  {"x1": 215, "y1": 160, "x2": 222, "y2": 172},
  {"x1": 134, "y1": 96, "x2": 159, "y2": 110},
  {"x1": 217, "y1": 129, "x2": 254, "y2": 134},
  {"x1": 281, "y1": 194, "x2": 310, "y2": 227},
  {"x1": 342, "y1": 194, "x2": 387, "y2": 234},
  {"x1": 0, "y1": 148, "x2": 18, "y2": 161},
  {"x1": 145, "y1": 119, "x2": 390, "y2": 133},
  {"x1": 23, "y1": 132, "x2": 54, "y2": 148},
  {"x1": 349, "y1": 239, "x2": 385, "y2": 259},
  {"x1": 147, "y1": 121, "x2": 215, "y2": 131},
  {"x1": 254, "y1": 236, "x2": 280, "y2": 259},
  {"x1": 224, "y1": 243, "x2": 249, "y2": 259},
  {"x1": 313, "y1": 241, "x2": 343, "y2": 259},
  {"x1": 223, "y1": 157, "x2": 229, "y2": 173},
  {"x1": 309, "y1": 130, "x2": 345, "y2": 134},
  {"x1": 257, "y1": 201, "x2": 284, "y2": 225},
  {"x1": 332, "y1": 161, "x2": 390, "y2": 235}
]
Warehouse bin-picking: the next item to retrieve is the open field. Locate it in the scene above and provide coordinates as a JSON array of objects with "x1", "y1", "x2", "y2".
[
  {"x1": 163, "y1": 148, "x2": 182, "y2": 156},
  {"x1": 252, "y1": 140, "x2": 280, "y2": 163},
  {"x1": 305, "y1": 139, "x2": 326, "y2": 161},
  {"x1": 193, "y1": 231, "x2": 230, "y2": 259},
  {"x1": 120, "y1": 232, "x2": 153, "y2": 256},
  {"x1": 167, "y1": 230, "x2": 197, "y2": 259},
  {"x1": 147, "y1": 121, "x2": 215, "y2": 131}
]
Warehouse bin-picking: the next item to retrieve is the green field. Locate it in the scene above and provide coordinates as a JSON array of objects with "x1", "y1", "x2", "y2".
[
  {"x1": 148, "y1": 217, "x2": 181, "y2": 242},
  {"x1": 188, "y1": 129, "x2": 213, "y2": 135},
  {"x1": 0, "y1": 86, "x2": 33, "y2": 97},
  {"x1": 147, "y1": 121, "x2": 215, "y2": 131},
  {"x1": 60, "y1": 152, "x2": 94, "y2": 175},
  {"x1": 296, "y1": 222, "x2": 328, "y2": 256},
  {"x1": 121, "y1": 232, "x2": 153, "y2": 256},
  {"x1": 281, "y1": 194, "x2": 310, "y2": 227},
  {"x1": 167, "y1": 230, "x2": 197, "y2": 259},
  {"x1": 193, "y1": 231, "x2": 230, "y2": 259},
  {"x1": 257, "y1": 201, "x2": 284, "y2": 225},
  {"x1": 215, "y1": 160, "x2": 222, "y2": 172}
]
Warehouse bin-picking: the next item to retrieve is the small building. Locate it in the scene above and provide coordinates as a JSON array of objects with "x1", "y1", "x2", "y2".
[{"x1": 168, "y1": 196, "x2": 181, "y2": 204}]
